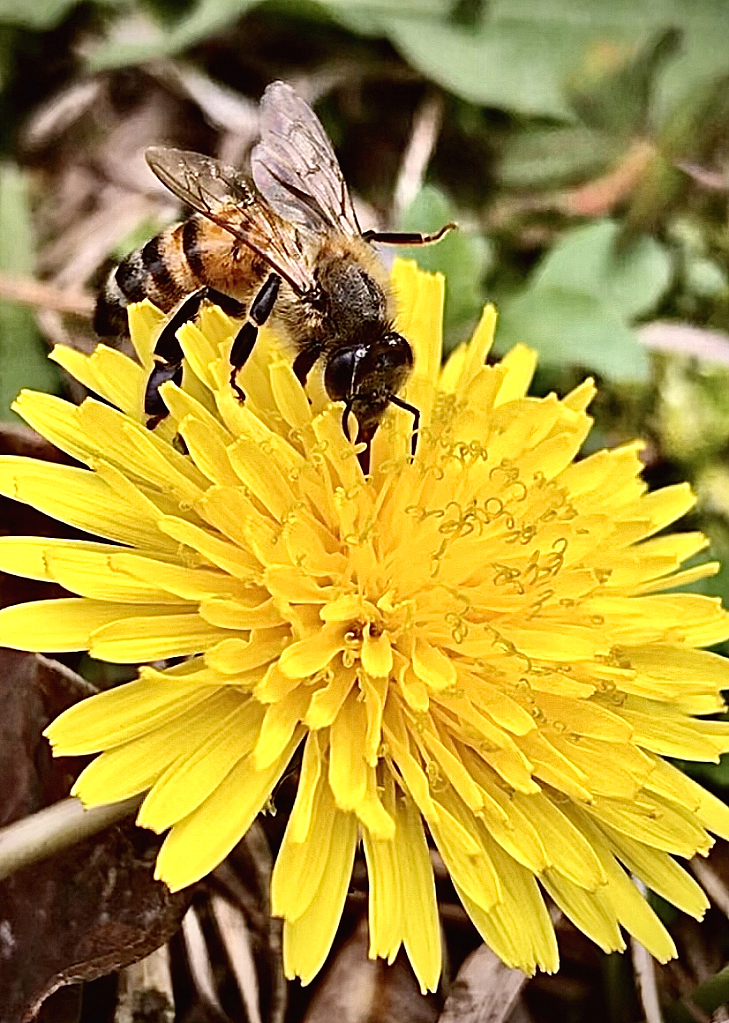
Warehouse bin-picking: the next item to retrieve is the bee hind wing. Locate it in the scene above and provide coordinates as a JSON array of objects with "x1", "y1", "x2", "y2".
[{"x1": 252, "y1": 80, "x2": 361, "y2": 237}]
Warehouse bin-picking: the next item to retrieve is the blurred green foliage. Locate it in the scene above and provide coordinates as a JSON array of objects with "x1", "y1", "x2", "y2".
[
  {"x1": 397, "y1": 184, "x2": 492, "y2": 341},
  {"x1": 0, "y1": 165, "x2": 60, "y2": 421},
  {"x1": 0, "y1": 0, "x2": 728, "y2": 1015}
]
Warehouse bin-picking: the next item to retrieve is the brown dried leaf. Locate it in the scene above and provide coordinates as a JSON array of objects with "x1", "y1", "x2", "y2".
[
  {"x1": 0, "y1": 653, "x2": 190, "y2": 1023},
  {"x1": 0, "y1": 652, "x2": 94, "y2": 824},
  {"x1": 438, "y1": 945, "x2": 527, "y2": 1023},
  {"x1": 0, "y1": 422, "x2": 67, "y2": 464}
]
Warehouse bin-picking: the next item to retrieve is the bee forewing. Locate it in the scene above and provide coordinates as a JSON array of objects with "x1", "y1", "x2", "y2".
[
  {"x1": 145, "y1": 145, "x2": 315, "y2": 295},
  {"x1": 146, "y1": 147, "x2": 254, "y2": 215},
  {"x1": 252, "y1": 80, "x2": 361, "y2": 237}
]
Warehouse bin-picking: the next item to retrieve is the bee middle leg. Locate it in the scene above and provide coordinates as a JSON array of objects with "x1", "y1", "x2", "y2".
[
  {"x1": 229, "y1": 272, "x2": 281, "y2": 403},
  {"x1": 292, "y1": 346, "x2": 322, "y2": 389}
]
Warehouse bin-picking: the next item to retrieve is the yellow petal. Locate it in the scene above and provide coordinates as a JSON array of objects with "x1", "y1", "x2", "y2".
[
  {"x1": 362, "y1": 776, "x2": 402, "y2": 961},
  {"x1": 361, "y1": 626, "x2": 393, "y2": 677},
  {"x1": 279, "y1": 624, "x2": 346, "y2": 678},
  {"x1": 156, "y1": 730, "x2": 303, "y2": 891},
  {"x1": 494, "y1": 345, "x2": 537, "y2": 406},
  {"x1": 396, "y1": 795, "x2": 441, "y2": 993},
  {"x1": 329, "y1": 692, "x2": 368, "y2": 811},
  {"x1": 46, "y1": 677, "x2": 218, "y2": 754},
  {"x1": 412, "y1": 638, "x2": 456, "y2": 689},
  {"x1": 473, "y1": 829, "x2": 559, "y2": 973},
  {"x1": 272, "y1": 772, "x2": 336, "y2": 921},
  {"x1": 90, "y1": 611, "x2": 235, "y2": 662},
  {"x1": 0, "y1": 598, "x2": 173, "y2": 652},
  {"x1": 138, "y1": 698, "x2": 265, "y2": 831},
  {"x1": 73, "y1": 688, "x2": 244, "y2": 805},
  {"x1": 0, "y1": 457, "x2": 170, "y2": 550},
  {"x1": 281, "y1": 805, "x2": 359, "y2": 984},
  {"x1": 286, "y1": 731, "x2": 324, "y2": 844},
  {"x1": 253, "y1": 688, "x2": 310, "y2": 770}
]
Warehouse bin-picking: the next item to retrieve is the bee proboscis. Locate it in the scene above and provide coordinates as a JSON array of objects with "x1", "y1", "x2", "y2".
[{"x1": 95, "y1": 81, "x2": 455, "y2": 470}]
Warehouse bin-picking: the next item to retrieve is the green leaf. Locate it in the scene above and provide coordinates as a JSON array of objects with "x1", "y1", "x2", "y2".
[
  {"x1": 495, "y1": 287, "x2": 649, "y2": 382},
  {"x1": 685, "y1": 255, "x2": 728, "y2": 298},
  {"x1": 381, "y1": 16, "x2": 579, "y2": 120},
  {"x1": 498, "y1": 126, "x2": 617, "y2": 189},
  {"x1": 0, "y1": 0, "x2": 81, "y2": 28},
  {"x1": 664, "y1": 963, "x2": 729, "y2": 1023},
  {"x1": 325, "y1": 0, "x2": 449, "y2": 22},
  {"x1": 568, "y1": 27, "x2": 681, "y2": 137},
  {"x1": 333, "y1": 0, "x2": 729, "y2": 129},
  {"x1": 397, "y1": 185, "x2": 492, "y2": 342},
  {"x1": 654, "y1": 23, "x2": 729, "y2": 127},
  {"x1": 89, "y1": 0, "x2": 263, "y2": 69},
  {"x1": 0, "y1": 165, "x2": 60, "y2": 422},
  {"x1": 532, "y1": 220, "x2": 672, "y2": 320}
]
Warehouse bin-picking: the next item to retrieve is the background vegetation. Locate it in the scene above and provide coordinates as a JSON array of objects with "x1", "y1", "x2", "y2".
[{"x1": 2, "y1": 1, "x2": 729, "y2": 1020}]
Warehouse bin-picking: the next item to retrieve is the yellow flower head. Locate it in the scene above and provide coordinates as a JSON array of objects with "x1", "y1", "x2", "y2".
[{"x1": 1, "y1": 260, "x2": 729, "y2": 991}]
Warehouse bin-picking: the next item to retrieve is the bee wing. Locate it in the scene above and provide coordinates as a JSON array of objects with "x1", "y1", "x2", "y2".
[
  {"x1": 145, "y1": 146, "x2": 316, "y2": 294},
  {"x1": 251, "y1": 81, "x2": 361, "y2": 237}
]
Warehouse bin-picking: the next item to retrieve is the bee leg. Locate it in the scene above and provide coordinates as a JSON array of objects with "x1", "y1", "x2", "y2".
[
  {"x1": 229, "y1": 272, "x2": 281, "y2": 403},
  {"x1": 354, "y1": 423, "x2": 378, "y2": 475},
  {"x1": 292, "y1": 346, "x2": 322, "y2": 391},
  {"x1": 144, "y1": 359, "x2": 184, "y2": 430},
  {"x1": 153, "y1": 286, "x2": 243, "y2": 365},
  {"x1": 340, "y1": 400, "x2": 354, "y2": 441},
  {"x1": 153, "y1": 286, "x2": 208, "y2": 364},
  {"x1": 362, "y1": 223, "x2": 457, "y2": 246},
  {"x1": 142, "y1": 287, "x2": 211, "y2": 428},
  {"x1": 145, "y1": 285, "x2": 242, "y2": 429},
  {"x1": 205, "y1": 289, "x2": 245, "y2": 320},
  {"x1": 389, "y1": 395, "x2": 421, "y2": 457}
]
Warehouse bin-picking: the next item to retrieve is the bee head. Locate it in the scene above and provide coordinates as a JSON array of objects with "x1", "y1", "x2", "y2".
[{"x1": 324, "y1": 331, "x2": 413, "y2": 439}]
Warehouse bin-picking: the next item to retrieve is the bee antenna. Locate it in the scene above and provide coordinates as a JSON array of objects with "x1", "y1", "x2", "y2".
[{"x1": 389, "y1": 395, "x2": 420, "y2": 457}]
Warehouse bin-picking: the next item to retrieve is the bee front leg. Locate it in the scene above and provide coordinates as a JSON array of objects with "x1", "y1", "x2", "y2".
[
  {"x1": 389, "y1": 394, "x2": 421, "y2": 458},
  {"x1": 362, "y1": 223, "x2": 456, "y2": 246},
  {"x1": 229, "y1": 272, "x2": 281, "y2": 403}
]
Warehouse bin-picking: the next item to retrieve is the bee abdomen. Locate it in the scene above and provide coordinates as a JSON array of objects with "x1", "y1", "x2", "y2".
[
  {"x1": 94, "y1": 266, "x2": 131, "y2": 337},
  {"x1": 94, "y1": 220, "x2": 202, "y2": 337}
]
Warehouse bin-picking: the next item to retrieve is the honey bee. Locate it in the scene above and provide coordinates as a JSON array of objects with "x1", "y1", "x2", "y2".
[{"x1": 95, "y1": 81, "x2": 454, "y2": 470}]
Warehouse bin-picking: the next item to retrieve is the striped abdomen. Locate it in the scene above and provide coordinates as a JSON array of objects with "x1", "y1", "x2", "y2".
[{"x1": 94, "y1": 215, "x2": 262, "y2": 337}]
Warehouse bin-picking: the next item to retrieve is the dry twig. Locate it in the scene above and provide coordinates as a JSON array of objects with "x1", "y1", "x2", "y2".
[
  {"x1": 392, "y1": 92, "x2": 444, "y2": 222},
  {"x1": 0, "y1": 270, "x2": 93, "y2": 317},
  {"x1": 630, "y1": 879, "x2": 664, "y2": 1023}
]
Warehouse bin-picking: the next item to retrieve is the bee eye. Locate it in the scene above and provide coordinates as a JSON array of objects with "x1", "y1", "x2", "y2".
[
  {"x1": 324, "y1": 346, "x2": 360, "y2": 402},
  {"x1": 383, "y1": 331, "x2": 413, "y2": 369}
]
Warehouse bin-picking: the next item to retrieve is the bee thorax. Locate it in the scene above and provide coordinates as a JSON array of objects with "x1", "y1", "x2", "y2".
[{"x1": 318, "y1": 258, "x2": 388, "y2": 340}]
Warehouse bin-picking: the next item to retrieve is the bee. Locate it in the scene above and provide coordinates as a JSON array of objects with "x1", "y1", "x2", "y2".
[{"x1": 95, "y1": 81, "x2": 454, "y2": 470}]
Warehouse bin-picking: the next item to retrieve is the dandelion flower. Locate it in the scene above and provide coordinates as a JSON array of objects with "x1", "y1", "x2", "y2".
[{"x1": 1, "y1": 260, "x2": 729, "y2": 991}]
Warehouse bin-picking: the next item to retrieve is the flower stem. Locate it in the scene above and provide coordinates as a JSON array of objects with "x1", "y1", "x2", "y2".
[{"x1": 0, "y1": 795, "x2": 142, "y2": 881}]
